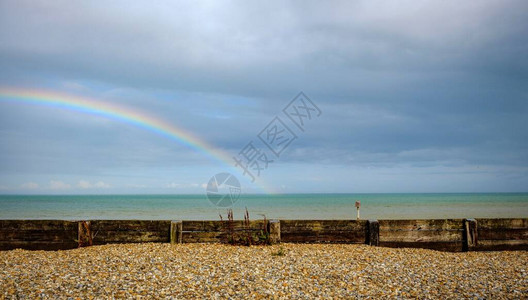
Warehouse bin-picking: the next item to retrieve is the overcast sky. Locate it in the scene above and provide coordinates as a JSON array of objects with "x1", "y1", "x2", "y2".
[{"x1": 1, "y1": 0, "x2": 527, "y2": 194}]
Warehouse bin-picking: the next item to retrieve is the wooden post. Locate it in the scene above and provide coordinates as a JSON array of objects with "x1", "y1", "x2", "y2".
[
  {"x1": 268, "y1": 219, "x2": 281, "y2": 245},
  {"x1": 464, "y1": 218, "x2": 478, "y2": 251},
  {"x1": 78, "y1": 221, "x2": 92, "y2": 247},
  {"x1": 170, "y1": 220, "x2": 183, "y2": 244},
  {"x1": 355, "y1": 201, "x2": 361, "y2": 220},
  {"x1": 367, "y1": 219, "x2": 379, "y2": 246}
]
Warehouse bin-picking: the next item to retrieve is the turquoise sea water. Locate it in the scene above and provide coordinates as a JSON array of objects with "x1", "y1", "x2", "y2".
[{"x1": 0, "y1": 193, "x2": 527, "y2": 220}]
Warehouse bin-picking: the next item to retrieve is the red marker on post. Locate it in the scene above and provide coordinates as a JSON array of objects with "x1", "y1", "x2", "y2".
[{"x1": 355, "y1": 200, "x2": 361, "y2": 220}]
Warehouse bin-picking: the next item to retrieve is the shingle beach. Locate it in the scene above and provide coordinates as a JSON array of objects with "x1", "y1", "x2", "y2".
[{"x1": 1, "y1": 243, "x2": 527, "y2": 299}]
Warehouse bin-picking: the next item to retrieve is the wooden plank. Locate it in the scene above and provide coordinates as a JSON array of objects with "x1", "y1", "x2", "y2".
[
  {"x1": 280, "y1": 220, "x2": 366, "y2": 232},
  {"x1": 280, "y1": 220, "x2": 366, "y2": 230},
  {"x1": 379, "y1": 241, "x2": 464, "y2": 252},
  {"x1": 474, "y1": 240, "x2": 528, "y2": 251},
  {"x1": 476, "y1": 218, "x2": 528, "y2": 229},
  {"x1": 280, "y1": 230, "x2": 366, "y2": 238},
  {"x1": 90, "y1": 220, "x2": 171, "y2": 231},
  {"x1": 281, "y1": 230, "x2": 365, "y2": 243},
  {"x1": 182, "y1": 231, "x2": 224, "y2": 243},
  {"x1": 0, "y1": 220, "x2": 77, "y2": 250},
  {"x1": 0, "y1": 230, "x2": 76, "y2": 242},
  {"x1": 0, "y1": 241, "x2": 78, "y2": 251},
  {"x1": 89, "y1": 220, "x2": 170, "y2": 244},
  {"x1": 379, "y1": 230, "x2": 463, "y2": 242},
  {"x1": 92, "y1": 229, "x2": 169, "y2": 237},
  {"x1": 282, "y1": 236, "x2": 365, "y2": 243},
  {"x1": 0, "y1": 220, "x2": 77, "y2": 231},
  {"x1": 478, "y1": 228, "x2": 528, "y2": 240},
  {"x1": 92, "y1": 229, "x2": 169, "y2": 239},
  {"x1": 379, "y1": 219, "x2": 463, "y2": 231},
  {"x1": 183, "y1": 220, "x2": 267, "y2": 232},
  {"x1": 93, "y1": 231, "x2": 168, "y2": 243}
]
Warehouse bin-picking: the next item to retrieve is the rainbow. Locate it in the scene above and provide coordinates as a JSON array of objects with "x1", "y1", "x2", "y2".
[{"x1": 0, "y1": 87, "x2": 275, "y2": 193}]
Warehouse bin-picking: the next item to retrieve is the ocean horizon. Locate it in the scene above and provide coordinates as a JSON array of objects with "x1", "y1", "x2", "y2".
[{"x1": 1, "y1": 193, "x2": 527, "y2": 220}]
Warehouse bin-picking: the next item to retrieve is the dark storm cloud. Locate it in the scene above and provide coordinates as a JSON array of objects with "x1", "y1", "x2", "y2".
[{"x1": 2, "y1": 1, "x2": 524, "y2": 96}]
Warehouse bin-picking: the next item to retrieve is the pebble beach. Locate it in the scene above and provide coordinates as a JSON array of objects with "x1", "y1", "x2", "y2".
[{"x1": 1, "y1": 243, "x2": 527, "y2": 299}]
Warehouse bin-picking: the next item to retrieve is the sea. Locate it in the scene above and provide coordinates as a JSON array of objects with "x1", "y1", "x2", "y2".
[{"x1": 0, "y1": 193, "x2": 527, "y2": 220}]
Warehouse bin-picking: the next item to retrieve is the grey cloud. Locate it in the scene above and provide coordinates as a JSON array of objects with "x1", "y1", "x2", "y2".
[{"x1": 1, "y1": 0, "x2": 527, "y2": 192}]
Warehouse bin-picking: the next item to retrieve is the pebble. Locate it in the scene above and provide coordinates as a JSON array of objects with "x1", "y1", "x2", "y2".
[{"x1": 0, "y1": 243, "x2": 527, "y2": 299}]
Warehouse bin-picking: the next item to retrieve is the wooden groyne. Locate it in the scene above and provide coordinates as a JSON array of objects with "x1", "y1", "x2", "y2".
[{"x1": 0, "y1": 218, "x2": 527, "y2": 252}]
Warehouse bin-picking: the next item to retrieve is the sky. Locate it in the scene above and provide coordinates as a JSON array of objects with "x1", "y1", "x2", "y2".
[{"x1": 0, "y1": 0, "x2": 527, "y2": 194}]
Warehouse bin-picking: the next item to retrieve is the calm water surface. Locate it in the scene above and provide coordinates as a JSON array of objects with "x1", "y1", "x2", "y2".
[{"x1": 0, "y1": 193, "x2": 527, "y2": 220}]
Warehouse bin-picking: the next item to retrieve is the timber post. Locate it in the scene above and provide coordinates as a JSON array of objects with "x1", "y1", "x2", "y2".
[
  {"x1": 78, "y1": 221, "x2": 92, "y2": 247},
  {"x1": 367, "y1": 219, "x2": 379, "y2": 246},
  {"x1": 268, "y1": 219, "x2": 281, "y2": 245},
  {"x1": 463, "y1": 218, "x2": 478, "y2": 251},
  {"x1": 170, "y1": 220, "x2": 183, "y2": 244}
]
